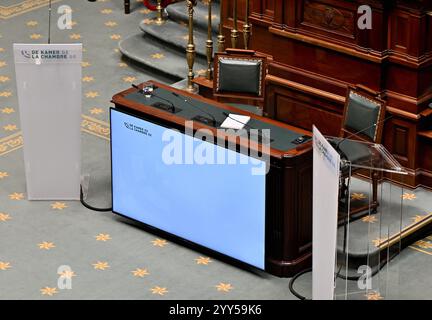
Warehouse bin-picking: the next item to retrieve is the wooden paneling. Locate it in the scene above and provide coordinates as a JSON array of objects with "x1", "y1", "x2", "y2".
[
  {"x1": 219, "y1": 0, "x2": 432, "y2": 189},
  {"x1": 301, "y1": 0, "x2": 356, "y2": 39}
]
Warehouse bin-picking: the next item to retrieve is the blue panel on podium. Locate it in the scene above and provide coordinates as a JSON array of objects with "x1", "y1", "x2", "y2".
[{"x1": 110, "y1": 108, "x2": 266, "y2": 269}]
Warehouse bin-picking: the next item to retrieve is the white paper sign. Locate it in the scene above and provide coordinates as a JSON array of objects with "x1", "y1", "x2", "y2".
[
  {"x1": 312, "y1": 126, "x2": 340, "y2": 300},
  {"x1": 14, "y1": 43, "x2": 82, "y2": 200},
  {"x1": 221, "y1": 114, "x2": 250, "y2": 130}
]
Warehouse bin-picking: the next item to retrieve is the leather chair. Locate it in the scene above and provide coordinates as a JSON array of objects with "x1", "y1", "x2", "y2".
[
  {"x1": 213, "y1": 49, "x2": 267, "y2": 115},
  {"x1": 335, "y1": 85, "x2": 386, "y2": 218}
]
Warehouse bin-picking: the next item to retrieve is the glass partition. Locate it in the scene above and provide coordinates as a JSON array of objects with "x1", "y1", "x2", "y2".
[{"x1": 326, "y1": 137, "x2": 409, "y2": 300}]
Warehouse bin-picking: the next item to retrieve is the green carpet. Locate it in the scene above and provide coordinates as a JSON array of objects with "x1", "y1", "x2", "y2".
[{"x1": 0, "y1": 0, "x2": 431, "y2": 300}]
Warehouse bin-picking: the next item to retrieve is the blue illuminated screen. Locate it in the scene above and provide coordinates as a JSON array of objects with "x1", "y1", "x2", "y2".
[{"x1": 111, "y1": 109, "x2": 266, "y2": 269}]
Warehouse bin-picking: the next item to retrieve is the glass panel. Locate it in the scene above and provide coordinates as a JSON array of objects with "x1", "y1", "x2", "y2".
[
  {"x1": 325, "y1": 137, "x2": 408, "y2": 174},
  {"x1": 332, "y1": 141, "x2": 407, "y2": 300}
]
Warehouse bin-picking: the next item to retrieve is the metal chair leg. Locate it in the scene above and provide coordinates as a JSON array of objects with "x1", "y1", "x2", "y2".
[{"x1": 124, "y1": 0, "x2": 130, "y2": 14}]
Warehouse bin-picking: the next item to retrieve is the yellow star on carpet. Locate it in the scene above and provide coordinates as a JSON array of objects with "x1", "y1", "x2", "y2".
[
  {"x1": 414, "y1": 240, "x2": 432, "y2": 249},
  {"x1": 412, "y1": 215, "x2": 426, "y2": 223},
  {"x1": 26, "y1": 21, "x2": 38, "y2": 27},
  {"x1": 351, "y1": 193, "x2": 367, "y2": 201},
  {"x1": 86, "y1": 91, "x2": 100, "y2": 98},
  {"x1": 151, "y1": 238, "x2": 168, "y2": 247},
  {"x1": 205, "y1": 14, "x2": 218, "y2": 20},
  {"x1": 90, "y1": 108, "x2": 104, "y2": 115},
  {"x1": 118, "y1": 62, "x2": 128, "y2": 68},
  {"x1": 63, "y1": 7, "x2": 73, "y2": 14},
  {"x1": 82, "y1": 76, "x2": 94, "y2": 82},
  {"x1": 122, "y1": 76, "x2": 137, "y2": 83},
  {"x1": 110, "y1": 34, "x2": 121, "y2": 40},
  {"x1": 0, "y1": 61, "x2": 6, "y2": 68},
  {"x1": 150, "y1": 286, "x2": 168, "y2": 296},
  {"x1": 0, "y1": 76, "x2": 10, "y2": 83},
  {"x1": 40, "y1": 287, "x2": 58, "y2": 296},
  {"x1": 0, "y1": 48, "x2": 4, "y2": 52},
  {"x1": 30, "y1": 34, "x2": 42, "y2": 39},
  {"x1": 0, "y1": 171, "x2": 9, "y2": 179},
  {"x1": 105, "y1": 21, "x2": 118, "y2": 27},
  {"x1": 51, "y1": 202, "x2": 67, "y2": 210},
  {"x1": 9, "y1": 193, "x2": 24, "y2": 200},
  {"x1": 1, "y1": 107, "x2": 14, "y2": 114},
  {"x1": 131, "y1": 268, "x2": 149, "y2": 278},
  {"x1": 101, "y1": 9, "x2": 113, "y2": 14},
  {"x1": 0, "y1": 213, "x2": 11, "y2": 222},
  {"x1": 215, "y1": 283, "x2": 233, "y2": 292},
  {"x1": 365, "y1": 291, "x2": 383, "y2": 300},
  {"x1": 402, "y1": 193, "x2": 416, "y2": 200},
  {"x1": 0, "y1": 261, "x2": 11, "y2": 271},
  {"x1": 95, "y1": 233, "x2": 111, "y2": 241},
  {"x1": 151, "y1": 53, "x2": 165, "y2": 59},
  {"x1": 58, "y1": 270, "x2": 76, "y2": 279},
  {"x1": 92, "y1": 261, "x2": 109, "y2": 270},
  {"x1": 195, "y1": 256, "x2": 212, "y2": 265},
  {"x1": 140, "y1": 9, "x2": 151, "y2": 14},
  {"x1": 70, "y1": 33, "x2": 81, "y2": 40},
  {"x1": 38, "y1": 242, "x2": 55, "y2": 250},
  {"x1": 0, "y1": 91, "x2": 12, "y2": 97},
  {"x1": 81, "y1": 61, "x2": 91, "y2": 67},
  {"x1": 361, "y1": 215, "x2": 377, "y2": 223},
  {"x1": 66, "y1": 21, "x2": 77, "y2": 28},
  {"x1": 3, "y1": 124, "x2": 17, "y2": 131}
]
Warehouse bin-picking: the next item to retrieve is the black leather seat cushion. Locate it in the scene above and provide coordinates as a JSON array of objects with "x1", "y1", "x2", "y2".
[
  {"x1": 328, "y1": 137, "x2": 372, "y2": 172},
  {"x1": 344, "y1": 92, "x2": 381, "y2": 142},
  {"x1": 217, "y1": 57, "x2": 262, "y2": 95}
]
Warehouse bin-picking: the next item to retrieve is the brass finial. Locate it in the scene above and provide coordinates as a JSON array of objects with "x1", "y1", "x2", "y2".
[
  {"x1": 186, "y1": 0, "x2": 198, "y2": 92},
  {"x1": 206, "y1": 0, "x2": 213, "y2": 80},
  {"x1": 231, "y1": 0, "x2": 239, "y2": 48},
  {"x1": 243, "y1": 0, "x2": 252, "y2": 49}
]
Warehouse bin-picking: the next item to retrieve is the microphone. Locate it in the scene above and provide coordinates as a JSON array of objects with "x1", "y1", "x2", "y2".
[
  {"x1": 132, "y1": 84, "x2": 176, "y2": 114},
  {"x1": 331, "y1": 114, "x2": 393, "y2": 154},
  {"x1": 171, "y1": 92, "x2": 218, "y2": 127}
]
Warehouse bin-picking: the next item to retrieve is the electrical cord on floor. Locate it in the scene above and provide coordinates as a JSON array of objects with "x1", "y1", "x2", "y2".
[
  {"x1": 288, "y1": 267, "x2": 312, "y2": 300},
  {"x1": 80, "y1": 185, "x2": 112, "y2": 212}
]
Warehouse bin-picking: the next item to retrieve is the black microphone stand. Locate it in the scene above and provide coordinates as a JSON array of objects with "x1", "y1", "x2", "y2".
[
  {"x1": 48, "y1": 0, "x2": 52, "y2": 44},
  {"x1": 132, "y1": 84, "x2": 177, "y2": 113}
]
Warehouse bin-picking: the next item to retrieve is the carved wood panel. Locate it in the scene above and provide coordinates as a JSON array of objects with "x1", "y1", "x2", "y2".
[{"x1": 301, "y1": 0, "x2": 355, "y2": 38}]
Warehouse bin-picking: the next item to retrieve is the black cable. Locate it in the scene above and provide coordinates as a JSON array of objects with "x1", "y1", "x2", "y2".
[
  {"x1": 80, "y1": 185, "x2": 112, "y2": 212},
  {"x1": 288, "y1": 268, "x2": 312, "y2": 300}
]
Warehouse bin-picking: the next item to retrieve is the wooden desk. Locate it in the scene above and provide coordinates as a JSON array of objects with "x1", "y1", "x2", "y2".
[{"x1": 112, "y1": 80, "x2": 313, "y2": 277}]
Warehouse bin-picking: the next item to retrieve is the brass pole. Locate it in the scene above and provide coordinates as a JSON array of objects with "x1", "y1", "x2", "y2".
[
  {"x1": 156, "y1": 0, "x2": 165, "y2": 25},
  {"x1": 231, "y1": 0, "x2": 239, "y2": 48},
  {"x1": 217, "y1": 0, "x2": 225, "y2": 52},
  {"x1": 186, "y1": 0, "x2": 197, "y2": 92},
  {"x1": 243, "y1": 0, "x2": 251, "y2": 50},
  {"x1": 206, "y1": 0, "x2": 213, "y2": 80}
]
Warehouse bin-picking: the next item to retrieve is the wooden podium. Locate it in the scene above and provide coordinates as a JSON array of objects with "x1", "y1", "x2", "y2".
[{"x1": 112, "y1": 80, "x2": 313, "y2": 277}]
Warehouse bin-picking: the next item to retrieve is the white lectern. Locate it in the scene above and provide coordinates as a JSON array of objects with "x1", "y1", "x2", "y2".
[{"x1": 14, "y1": 43, "x2": 82, "y2": 200}]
